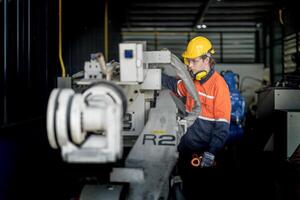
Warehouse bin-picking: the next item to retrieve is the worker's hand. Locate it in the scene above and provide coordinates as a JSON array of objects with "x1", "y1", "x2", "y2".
[{"x1": 200, "y1": 152, "x2": 215, "y2": 168}]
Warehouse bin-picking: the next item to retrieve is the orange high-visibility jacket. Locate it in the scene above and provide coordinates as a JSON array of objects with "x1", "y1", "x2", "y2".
[{"x1": 162, "y1": 69, "x2": 231, "y2": 154}]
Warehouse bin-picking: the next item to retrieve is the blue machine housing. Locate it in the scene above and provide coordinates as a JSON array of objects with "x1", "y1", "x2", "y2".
[{"x1": 221, "y1": 71, "x2": 246, "y2": 143}]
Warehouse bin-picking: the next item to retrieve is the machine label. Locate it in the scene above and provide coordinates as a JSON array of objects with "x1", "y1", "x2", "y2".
[
  {"x1": 151, "y1": 130, "x2": 166, "y2": 134},
  {"x1": 142, "y1": 134, "x2": 175, "y2": 146}
]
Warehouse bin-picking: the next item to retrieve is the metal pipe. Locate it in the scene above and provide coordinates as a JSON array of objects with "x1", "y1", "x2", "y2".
[
  {"x1": 193, "y1": 0, "x2": 212, "y2": 28},
  {"x1": 21, "y1": 0, "x2": 25, "y2": 77},
  {"x1": 17, "y1": 0, "x2": 20, "y2": 76},
  {"x1": 27, "y1": 0, "x2": 31, "y2": 87},
  {"x1": 104, "y1": 0, "x2": 108, "y2": 61},
  {"x1": 45, "y1": 0, "x2": 49, "y2": 84},
  {"x1": 59, "y1": 0, "x2": 66, "y2": 77},
  {"x1": 94, "y1": 53, "x2": 118, "y2": 81},
  {"x1": 3, "y1": 0, "x2": 8, "y2": 123},
  {"x1": 97, "y1": 53, "x2": 108, "y2": 74}
]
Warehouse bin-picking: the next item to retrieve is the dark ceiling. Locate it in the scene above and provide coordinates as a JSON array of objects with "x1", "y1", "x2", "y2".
[{"x1": 122, "y1": 0, "x2": 278, "y2": 30}]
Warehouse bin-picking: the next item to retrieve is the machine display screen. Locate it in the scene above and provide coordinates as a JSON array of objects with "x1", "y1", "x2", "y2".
[{"x1": 124, "y1": 49, "x2": 133, "y2": 58}]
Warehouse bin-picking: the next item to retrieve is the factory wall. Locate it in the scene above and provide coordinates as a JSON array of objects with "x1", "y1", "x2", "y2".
[
  {"x1": 0, "y1": 0, "x2": 58, "y2": 127},
  {"x1": 63, "y1": 0, "x2": 124, "y2": 76},
  {"x1": 0, "y1": 0, "x2": 60, "y2": 199}
]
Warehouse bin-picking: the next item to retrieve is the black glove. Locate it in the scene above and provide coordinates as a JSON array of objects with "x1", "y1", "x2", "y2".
[{"x1": 200, "y1": 152, "x2": 215, "y2": 168}]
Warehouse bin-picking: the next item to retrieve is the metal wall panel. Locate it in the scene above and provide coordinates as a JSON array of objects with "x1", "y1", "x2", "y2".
[
  {"x1": 284, "y1": 33, "x2": 300, "y2": 73},
  {"x1": 1, "y1": 0, "x2": 58, "y2": 127},
  {"x1": 122, "y1": 31, "x2": 256, "y2": 63}
]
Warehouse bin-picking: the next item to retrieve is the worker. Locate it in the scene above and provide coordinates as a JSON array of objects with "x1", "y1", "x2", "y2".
[{"x1": 162, "y1": 36, "x2": 231, "y2": 198}]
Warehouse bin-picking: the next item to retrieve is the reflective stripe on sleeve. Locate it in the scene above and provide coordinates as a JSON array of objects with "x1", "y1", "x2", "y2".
[
  {"x1": 198, "y1": 115, "x2": 229, "y2": 123},
  {"x1": 198, "y1": 91, "x2": 214, "y2": 99}
]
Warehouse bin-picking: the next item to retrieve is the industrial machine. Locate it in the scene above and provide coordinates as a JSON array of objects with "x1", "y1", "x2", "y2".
[
  {"x1": 46, "y1": 42, "x2": 201, "y2": 199},
  {"x1": 221, "y1": 71, "x2": 246, "y2": 143},
  {"x1": 256, "y1": 87, "x2": 300, "y2": 159}
]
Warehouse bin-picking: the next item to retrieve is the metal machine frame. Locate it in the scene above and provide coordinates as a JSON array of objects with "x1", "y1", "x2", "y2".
[{"x1": 47, "y1": 42, "x2": 199, "y2": 199}]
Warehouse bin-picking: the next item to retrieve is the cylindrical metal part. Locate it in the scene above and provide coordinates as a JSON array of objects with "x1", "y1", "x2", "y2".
[{"x1": 83, "y1": 107, "x2": 106, "y2": 131}]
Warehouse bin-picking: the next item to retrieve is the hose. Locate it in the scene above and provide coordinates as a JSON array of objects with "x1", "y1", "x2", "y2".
[
  {"x1": 170, "y1": 53, "x2": 201, "y2": 128},
  {"x1": 58, "y1": 0, "x2": 66, "y2": 77}
]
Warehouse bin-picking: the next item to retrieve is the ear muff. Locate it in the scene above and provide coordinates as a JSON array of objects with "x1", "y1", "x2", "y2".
[{"x1": 195, "y1": 70, "x2": 207, "y2": 81}]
